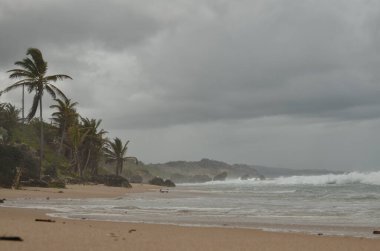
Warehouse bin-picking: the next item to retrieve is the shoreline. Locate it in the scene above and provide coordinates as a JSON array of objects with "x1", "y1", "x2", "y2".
[{"x1": 1, "y1": 184, "x2": 380, "y2": 250}]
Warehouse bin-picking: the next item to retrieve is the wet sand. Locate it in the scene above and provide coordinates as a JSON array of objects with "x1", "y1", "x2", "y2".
[{"x1": 1, "y1": 185, "x2": 380, "y2": 251}]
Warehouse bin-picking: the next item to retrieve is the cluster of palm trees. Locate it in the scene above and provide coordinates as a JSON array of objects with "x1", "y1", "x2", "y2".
[
  {"x1": 0, "y1": 103, "x2": 20, "y2": 143},
  {"x1": 0, "y1": 48, "x2": 137, "y2": 178}
]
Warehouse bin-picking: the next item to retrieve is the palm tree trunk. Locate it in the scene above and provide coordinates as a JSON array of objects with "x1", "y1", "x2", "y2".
[
  {"x1": 39, "y1": 96, "x2": 43, "y2": 179},
  {"x1": 116, "y1": 161, "x2": 121, "y2": 176},
  {"x1": 22, "y1": 84, "x2": 25, "y2": 124},
  {"x1": 83, "y1": 148, "x2": 91, "y2": 172},
  {"x1": 58, "y1": 120, "x2": 66, "y2": 154}
]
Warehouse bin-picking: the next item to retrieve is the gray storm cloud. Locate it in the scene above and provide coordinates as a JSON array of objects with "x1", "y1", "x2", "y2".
[{"x1": 1, "y1": 0, "x2": 380, "y2": 170}]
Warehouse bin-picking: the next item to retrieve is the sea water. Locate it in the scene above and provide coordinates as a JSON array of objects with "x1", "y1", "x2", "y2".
[{"x1": 3, "y1": 171, "x2": 380, "y2": 238}]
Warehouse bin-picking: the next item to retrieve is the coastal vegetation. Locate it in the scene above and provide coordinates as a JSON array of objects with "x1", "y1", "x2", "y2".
[
  {"x1": 0, "y1": 47, "x2": 265, "y2": 189},
  {"x1": 3, "y1": 48, "x2": 72, "y2": 178},
  {"x1": 0, "y1": 48, "x2": 149, "y2": 188}
]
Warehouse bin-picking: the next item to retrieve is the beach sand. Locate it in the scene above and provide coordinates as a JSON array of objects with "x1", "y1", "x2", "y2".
[{"x1": 1, "y1": 185, "x2": 380, "y2": 251}]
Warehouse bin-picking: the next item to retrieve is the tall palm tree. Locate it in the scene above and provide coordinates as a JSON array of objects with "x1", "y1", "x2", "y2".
[
  {"x1": 50, "y1": 97, "x2": 78, "y2": 154},
  {"x1": 104, "y1": 137, "x2": 138, "y2": 176},
  {"x1": 2, "y1": 48, "x2": 72, "y2": 178},
  {"x1": 67, "y1": 124, "x2": 90, "y2": 177},
  {"x1": 81, "y1": 118, "x2": 107, "y2": 175}
]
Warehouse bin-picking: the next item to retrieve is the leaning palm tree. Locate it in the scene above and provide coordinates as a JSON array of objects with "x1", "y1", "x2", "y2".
[
  {"x1": 103, "y1": 137, "x2": 138, "y2": 176},
  {"x1": 50, "y1": 97, "x2": 78, "y2": 154},
  {"x1": 81, "y1": 118, "x2": 107, "y2": 175},
  {"x1": 67, "y1": 124, "x2": 90, "y2": 177},
  {"x1": 2, "y1": 48, "x2": 72, "y2": 178}
]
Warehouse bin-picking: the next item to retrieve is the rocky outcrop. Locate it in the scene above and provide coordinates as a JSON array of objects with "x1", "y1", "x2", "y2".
[
  {"x1": 163, "y1": 179, "x2": 176, "y2": 187},
  {"x1": 213, "y1": 171, "x2": 227, "y2": 181},
  {"x1": 149, "y1": 177, "x2": 176, "y2": 187},
  {"x1": 92, "y1": 175, "x2": 132, "y2": 188}
]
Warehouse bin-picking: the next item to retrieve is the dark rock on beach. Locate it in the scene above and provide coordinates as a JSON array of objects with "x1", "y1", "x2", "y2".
[
  {"x1": 90, "y1": 175, "x2": 132, "y2": 188},
  {"x1": 149, "y1": 177, "x2": 176, "y2": 187},
  {"x1": 20, "y1": 179, "x2": 48, "y2": 187},
  {"x1": 163, "y1": 179, "x2": 176, "y2": 187}
]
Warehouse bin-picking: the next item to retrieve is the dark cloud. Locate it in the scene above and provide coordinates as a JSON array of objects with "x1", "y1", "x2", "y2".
[
  {"x1": 95, "y1": 0, "x2": 380, "y2": 129},
  {"x1": 1, "y1": 0, "x2": 380, "y2": 170},
  {"x1": 0, "y1": 0, "x2": 162, "y2": 67}
]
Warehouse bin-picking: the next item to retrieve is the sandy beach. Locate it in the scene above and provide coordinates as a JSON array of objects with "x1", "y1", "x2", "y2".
[{"x1": 1, "y1": 184, "x2": 380, "y2": 251}]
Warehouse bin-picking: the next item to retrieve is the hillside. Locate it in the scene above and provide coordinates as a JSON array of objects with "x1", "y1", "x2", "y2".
[{"x1": 146, "y1": 158, "x2": 264, "y2": 183}]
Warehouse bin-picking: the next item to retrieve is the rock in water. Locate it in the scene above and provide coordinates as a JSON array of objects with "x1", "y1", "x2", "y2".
[{"x1": 213, "y1": 172, "x2": 228, "y2": 181}]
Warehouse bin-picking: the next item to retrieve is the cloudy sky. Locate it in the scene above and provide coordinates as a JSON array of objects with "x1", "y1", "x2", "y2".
[{"x1": 1, "y1": 0, "x2": 380, "y2": 171}]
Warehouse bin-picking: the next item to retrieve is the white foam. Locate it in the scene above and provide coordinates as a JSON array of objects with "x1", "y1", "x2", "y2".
[
  {"x1": 265, "y1": 171, "x2": 380, "y2": 186},
  {"x1": 189, "y1": 171, "x2": 380, "y2": 186}
]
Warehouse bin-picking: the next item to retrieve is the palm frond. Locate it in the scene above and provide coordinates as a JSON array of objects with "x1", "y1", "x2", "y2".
[
  {"x1": 47, "y1": 84, "x2": 67, "y2": 100},
  {"x1": 45, "y1": 74, "x2": 73, "y2": 81},
  {"x1": 45, "y1": 85, "x2": 56, "y2": 99},
  {"x1": 27, "y1": 94, "x2": 41, "y2": 120},
  {"x1": 2, "y1": 82, "x2": 28, "y2": 93},
  {"x1": 7, "y1": 69, "x2": 35, "y2": 79},
  {"x1": 14, "y1": 57, "x2": 39, "y2": 75},
  {"x1": 26, "y1": 48, "x2": 47, "y2": 75}
]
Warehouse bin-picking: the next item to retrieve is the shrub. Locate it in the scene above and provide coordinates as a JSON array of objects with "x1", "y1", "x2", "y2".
[{"x1": 0, "y1": 144, "x2": 38, "y2": 188}]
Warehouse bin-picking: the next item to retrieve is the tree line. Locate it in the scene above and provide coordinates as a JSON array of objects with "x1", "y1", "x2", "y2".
[{"x1": 0, "y1": 48, "x2": 137, "y2": 180}]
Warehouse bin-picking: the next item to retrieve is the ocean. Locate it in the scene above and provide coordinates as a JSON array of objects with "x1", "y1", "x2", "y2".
[{"x1": 3, "y1": 171, "x2": 380, "y2": 238}]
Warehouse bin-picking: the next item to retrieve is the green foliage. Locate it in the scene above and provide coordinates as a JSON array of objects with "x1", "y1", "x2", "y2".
[
  {"x1": 104, "y1": 137, "x2": 138, "y2": 176},
  {"x1": 12, "y1": 123, "x2": 39, "y2": 148},
  {"x1": 80, "y1": 118, "x2": 107, "y2": 175},
  {"x1": 0, "y1": 144, "x2": 38, "y2": 188},
  {"x1": 0, "y1": 48, "x2": 149, "y2": 186},
  {"x1": 0, "y1": 103, "x2": 20, "y2": 142},
  {"x1": 4, "y1": 48, "x2": 72, "y2": 121}
]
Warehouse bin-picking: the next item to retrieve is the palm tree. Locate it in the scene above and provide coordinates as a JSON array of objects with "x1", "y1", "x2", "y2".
[
  {"x1": 2, "y1": 48, "x2": 72, "y2": 178},
  {"x1": 0, "y1": 103, "x2": 20, "y2": 129},
  {"x1": 0, "y1": 103, "x2": 19, "y2": 143},
  {"x1": 50, "y1": 97, "x2": 78, "y2": 154},
  {"x1": 80, "y1": 118, "x2": 107, "y2": 175},
  {"x1": 67, "y1": 124, "x2": 90, "y2": 177},
  {"x1": 104, "y1": 137, "x2": 138, "y2": 176}
]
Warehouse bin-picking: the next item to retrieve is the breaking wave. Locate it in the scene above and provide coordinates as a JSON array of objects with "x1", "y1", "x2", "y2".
[
  {"x1": 264, "y1": 171, "x2": 380, "y2": 186},
  {"x1": 197, "y1": 171, "x2": 380, "y2": 186}
]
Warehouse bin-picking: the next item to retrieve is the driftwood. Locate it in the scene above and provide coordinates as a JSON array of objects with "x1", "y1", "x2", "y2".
[
  {"x1": 373, "y1": 230, "x2": 380, "y2": 235},
  {"x1": 35, "y1": 219, "x2": 56, "y2": 223},
  {"x1": 0, "y1": 236, "x2": 23, "y2": 241}
]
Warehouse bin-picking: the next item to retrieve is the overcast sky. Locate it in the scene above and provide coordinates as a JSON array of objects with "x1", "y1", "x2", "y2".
[{"x1": 1, "y1": 0, "x2": 380, "y2": 171}]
